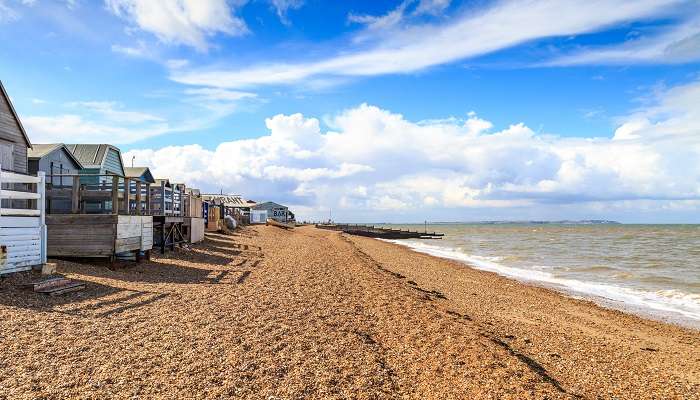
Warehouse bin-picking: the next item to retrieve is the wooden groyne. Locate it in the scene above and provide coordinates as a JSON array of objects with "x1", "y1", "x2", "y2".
[{"x1": 316, "y1": 224, "x2": 443, "y2": 239}]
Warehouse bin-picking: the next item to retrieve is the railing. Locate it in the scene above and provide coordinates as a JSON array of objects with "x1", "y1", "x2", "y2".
[
  {"x1": 0, "y1": 166, "x2": 47, "y2": 266},
  {"x1": 44, "y1": 173, "x2": 202, "y2": 218},
  {"x1": 44, "y1": 173, "x2": 151, "y2": 215},
  {"x1": 0, "y1": 168, "x2": 45, "y2": 217}
]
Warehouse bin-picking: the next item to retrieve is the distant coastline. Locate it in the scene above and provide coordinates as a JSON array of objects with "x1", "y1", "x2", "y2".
[{"x1": 378, "y1": 220, "x2": 622, "y2": 225}]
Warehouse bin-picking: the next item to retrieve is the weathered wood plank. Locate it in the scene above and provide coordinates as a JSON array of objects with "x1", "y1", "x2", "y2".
[
  {"x1": 46, "y1": 214, "x2": 118, "y2": 225},
  {"x1": 1, "y1": 209, "x2": 40, "y2": 216},
  {"x1": 0, "y1": 172, "x2": 40, "y2": 184},
  {"x1": 0, "y1": 216, "x2": 39, "y2": 228}
]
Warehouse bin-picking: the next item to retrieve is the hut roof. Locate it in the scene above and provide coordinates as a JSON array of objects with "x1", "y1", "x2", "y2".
[
  {"x1": 202, "y1": 194, "x2": 252, "y2": 207},
  {"x1": 252, "y1": 201, "x2": 287, "y2": 210},
  {"x1": 28, "y1": 143, "x2": 84, "y2": 168},
  {"x1": 65, "y1": 144, "x2": 122, "y2": 169},
  {"x1": 124, "y1": 166, "x2": 155, "y2": 183}
]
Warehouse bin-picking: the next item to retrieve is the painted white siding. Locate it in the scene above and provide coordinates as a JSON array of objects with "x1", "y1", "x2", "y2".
[
  {"x1": 250, "y1": 210, "x2": 267, "y2": 224},
  {"x1": 190, "y1": 217, "x2": 204, "y2": 243},
  {"x1": 0, "y1": 170, "x2": 45, "y2": 274},
  {"x1": 0, "y1": 216, "x2": 42, "y2": 273}
]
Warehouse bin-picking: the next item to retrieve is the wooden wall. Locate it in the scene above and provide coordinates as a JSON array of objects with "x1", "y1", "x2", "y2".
[
  {"x1": 104, "y1": 148, "x2": 125, "y2": 176},
  {"x1": 47, "y1": 215, "x2": 116, "y2": 257},
  {"x1": 47, "y1": 215, "x2": 153, "y2": 257},
  {"x1": 0, "y1": 87, "x2": 28, "y2": 174}
]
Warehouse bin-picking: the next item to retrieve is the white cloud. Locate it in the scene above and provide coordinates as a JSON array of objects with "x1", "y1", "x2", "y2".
[
  {"x1": 171, "y1": 0, "x2": 682, "y2": 88},
  {"x1": 24, "y1": 101, "x2": 186, "y2": 144},
  {"x1": 22, "y1": 86, "x2": 260, "y2": 144},
  {"x1": 0, "y1": 0, "x2": 19, "y2": 22},
  {"x1": 23, "y1": 114, "x2": 171, "y2": 144},
  {"x1": 67, "y1": 101, "x2": 165, "y2": 123},
  {"x1": 548, "y1": 17, "x2": 700, "y2": 65},
  {"x1": 111, "y1": 40, "x2": 151, "y2": 58},
  {"x1": 414, "y1": 0, "x2": 450, "y2": 16},
  {"x1": 105, "y1": 0, "x2": 248, "y2": 51},
  {"x1": 184, "y1": 87, "x2": 256, "y2": 102},
  {"x1": 124, "y1": 77, "x2": 700, "y2": 221},
  {"x1": 269, "y1": 0, "x2": 303, "y2": 26}
]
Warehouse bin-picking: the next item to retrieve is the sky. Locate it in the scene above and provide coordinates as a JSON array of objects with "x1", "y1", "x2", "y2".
[{"x1": 1, "y1": 0, "x2": 700, "y2": 223}]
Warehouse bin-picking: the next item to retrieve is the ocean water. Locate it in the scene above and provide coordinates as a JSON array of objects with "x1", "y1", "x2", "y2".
[{"x1": 380, "y1": 224, "x2": 700, "y2": 328}]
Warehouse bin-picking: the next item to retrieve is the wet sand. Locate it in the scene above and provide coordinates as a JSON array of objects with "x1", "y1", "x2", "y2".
[{"x1": 0, "y1": 225, "x2": 698, "y2": 399}]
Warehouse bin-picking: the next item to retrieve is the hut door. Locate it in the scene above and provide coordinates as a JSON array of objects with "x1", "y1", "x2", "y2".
[{"x1": 0, "y1": 143, "x2": 13, "y2": 171}]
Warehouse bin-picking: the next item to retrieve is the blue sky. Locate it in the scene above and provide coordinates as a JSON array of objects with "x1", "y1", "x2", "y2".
[{"x1": 1, "y1": 0, "x2": 700, "y2": 222}]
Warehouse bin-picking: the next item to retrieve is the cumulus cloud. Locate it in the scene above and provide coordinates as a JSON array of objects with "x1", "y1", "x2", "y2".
[
  {"x1": 105, "y1": 0, "x2": 248, "y2": 51},
  {"x1": 171, "y1": 0, "x2": 682, "y2": 88},
  {"x1": 125, "y1": 78, "x2": 700, "y2": 221}
]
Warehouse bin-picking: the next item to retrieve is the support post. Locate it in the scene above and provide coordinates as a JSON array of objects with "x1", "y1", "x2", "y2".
[
  {"x1": 145, "y1": 183, "x2": 151, "y2": 214},
  {"x1": 161, "y1": 181, "x2": 166, "y2": 215},
  {"x1": 135, "y1": 181, "x2": 142, "y2": 216},
  {"x1": 123, "y1": 177, "x2": 130, "y2": 214},
  {"x1": 71, "y1": 175, "x2": 80, "y2": 214},
  {"x1": 112, "y1": 175, "x2": 119, "y2": 215},
  {"x1": 38, "y1": 172, "x2": 47, "y2": 264}
]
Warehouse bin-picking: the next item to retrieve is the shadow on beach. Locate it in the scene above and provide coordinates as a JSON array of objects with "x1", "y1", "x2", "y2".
[{"x1": 0, "y1": 233, "x2": 260, "y2": 313}]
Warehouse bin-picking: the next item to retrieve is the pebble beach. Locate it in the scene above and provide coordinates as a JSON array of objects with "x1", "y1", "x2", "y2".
[{"x1": 0, "y1": 225, "x2": 698, "y2": 399}]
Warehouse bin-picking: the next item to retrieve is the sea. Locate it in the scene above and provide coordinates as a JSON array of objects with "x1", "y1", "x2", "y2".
[{"x1": 379, "y1": 223, "x2": 700, "y2": 329}]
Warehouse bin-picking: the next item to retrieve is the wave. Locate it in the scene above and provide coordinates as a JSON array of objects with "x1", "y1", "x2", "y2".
[{"x1": 383, "y1": 240, "x2": 700, "y2": 326}]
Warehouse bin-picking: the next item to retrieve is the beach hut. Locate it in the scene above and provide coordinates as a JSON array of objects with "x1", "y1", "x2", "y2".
[
  {"x1": 125, "y1": 167, "x2": 154, "y2": 214},
  {"x1": 149, "y1": 179, "x2": 185, "y2": 253},
  {"x1": 28, "y1": 143, "x2": 84, "y2": 213},
  {"x1": 252, "y1": 201, "x2": 294, "y2": 223},
  {"x1": 43, "y1": 143, "x2": 152, "y2": 261},
  {"x1": 182, "y1": 188, "x2": 204, "y2": 243},
  {"x1": 0, "y1": 81, "x2": 47, "y2": 274},
  {"x1": 202, "y1": 194, "x2": 254, "y2": 226},
  {"x1": 65, "y1": 143, "x2": 125, "y2": 177}
]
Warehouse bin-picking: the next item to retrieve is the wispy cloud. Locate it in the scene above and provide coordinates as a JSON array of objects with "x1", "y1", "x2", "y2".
[
  {"x1": 67, "y1": 101, "x2": 165, "y2": 123},
  {"x1": 269, "y1": 0, "x2": 304, "y2": 26},
  {"x1": 170, "y1": 0, "x2": 682, "y2": 89},
  {"x1": 111, "y1": 40, "x2": 151, "y2": 58},
  {"x1": 0, "y1": 0, "x2": 19, "y2": 22},
  {"x1": 547, "y1": 17, "x2": 700, "y2": 66},
  {"x1": 105, "y1": 0, "x2": 248, "y2": 51}
]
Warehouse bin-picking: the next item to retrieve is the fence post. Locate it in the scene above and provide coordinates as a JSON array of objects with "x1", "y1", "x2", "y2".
[
  {"x1": 71, "y1": 175, "x2": 80, "y2": 214},
  {"x1": 38, "y1": 171, "x2": 47, "y2": 264},
  {"x1": 112, "y1": 175, "x2": 119, "y2": 215},
  {"x1": 135, "y1": 181, "x2": 142, "y2": 216},
  {"x1": 123, "y1": 177, "x2": 131, "y2": 214}
]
